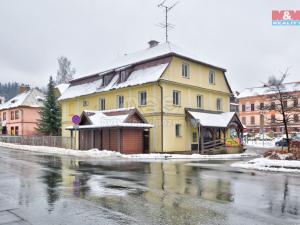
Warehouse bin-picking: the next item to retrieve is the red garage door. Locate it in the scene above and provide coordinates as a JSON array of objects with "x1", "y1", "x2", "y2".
[{"x1": 122, "y1": 129, "x2": 143, "y2": 154}]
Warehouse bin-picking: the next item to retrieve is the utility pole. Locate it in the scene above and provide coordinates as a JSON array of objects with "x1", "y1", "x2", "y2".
[{"x1": 158, "y1": 0, "x2": 178, "y2": 42}]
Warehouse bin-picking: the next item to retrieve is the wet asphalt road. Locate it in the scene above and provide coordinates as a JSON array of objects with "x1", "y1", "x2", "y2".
[{"x1": 0, "y1": 147, "x2": 300, "y2": 225}]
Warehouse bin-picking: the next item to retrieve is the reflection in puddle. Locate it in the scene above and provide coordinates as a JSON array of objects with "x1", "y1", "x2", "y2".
[
  {"x1": 32, "y1": 154, "x2": 300, "y2": 224},
  {"x1": 87, "y1": 175, "x2": 129, "y2": 197},
  {"x1": 39, "y1": 155, "x2": 63, "y2": 212},
  {"x1": 145, "y1": 162, "x2": 233, "y2": 203}
]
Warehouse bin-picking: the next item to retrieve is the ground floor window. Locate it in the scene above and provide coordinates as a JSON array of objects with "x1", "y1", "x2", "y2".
[
  {"x1": 1, "y1": 126, "x2": 7, "y2": 135},
  {"x1": 175, "y1": 124, "x2": 182, "y2": 137},
  {"x1": 15, "y1": 126, "x2": 19, "y2": 136},
  {"x1": 11, "y1": 127, "x2": 15, "y2": 135}
]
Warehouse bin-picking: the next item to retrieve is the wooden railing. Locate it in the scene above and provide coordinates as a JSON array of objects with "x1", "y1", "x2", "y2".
[{"x1": 203, "y1": 139, "x2": 225, "y2": 150}]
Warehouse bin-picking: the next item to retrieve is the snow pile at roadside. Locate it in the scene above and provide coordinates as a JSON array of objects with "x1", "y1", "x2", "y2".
[
  {"x1": 246, "y1": 140, "x2": 275, "y2": 148},
  {"x1": 123, "y1": 152, "x2": 257, "y2": 160},
  {"x1": 0, "y1": 142, "x2": 122, "y2": 158},
  {"x1": 0, "y1": 142, "x2": 257, "y2": 161},
  {"x1": 231, "y1": 158, "x2": 300, "y2": 173}
]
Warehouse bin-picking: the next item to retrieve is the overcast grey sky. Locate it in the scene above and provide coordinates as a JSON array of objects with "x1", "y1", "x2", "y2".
[{"x1": 0, "y1": 0, "x2": 299, "y2": 91}]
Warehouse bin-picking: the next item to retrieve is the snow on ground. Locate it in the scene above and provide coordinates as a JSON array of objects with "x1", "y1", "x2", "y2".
[
  {"x1": 231, "y1": 157, "x2": 300, "y2": 173},
  {"x1": 122, "y1": 152, "x2": 258, "y2": 161},
  {"x1": 0, "y1": 142, "x2": 122, "y2": 158},
  {"x1": 0, "y1": 142, "x2": 257, "y2": 161},
  {"x1": 245, "y1": 140, "x2": 276, "y2": 148}
]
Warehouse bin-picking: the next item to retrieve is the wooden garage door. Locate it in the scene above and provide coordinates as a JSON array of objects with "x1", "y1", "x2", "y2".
[
  {"x1": 94, "y1": 130, "x2": 102, "y2": 150},
  {"x1": 122, "y1": 129, "x2": 143, "y2": 154}
]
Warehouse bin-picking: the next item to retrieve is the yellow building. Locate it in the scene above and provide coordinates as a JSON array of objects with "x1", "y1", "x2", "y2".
[{"x1": 59, "y1": 41, "x2": 243, "y2": 153}]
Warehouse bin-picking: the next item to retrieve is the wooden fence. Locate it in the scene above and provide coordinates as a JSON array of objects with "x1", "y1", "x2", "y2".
[{"x1": 0, "y1": 135, "x2": 75, "y2": 149}]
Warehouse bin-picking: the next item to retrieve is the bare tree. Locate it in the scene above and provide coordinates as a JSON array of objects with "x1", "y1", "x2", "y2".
[
  {"x1": 56, "y1": 56, "x2": 76, "y2": 84},
  {"x1": 262, "y1": 69, "x2": 300, "y2": 150}
]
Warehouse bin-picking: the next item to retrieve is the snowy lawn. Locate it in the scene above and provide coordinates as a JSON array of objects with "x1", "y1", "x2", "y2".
[
  {"x1": 245, "y1": 140, "x2": 276, "y2": 148},
  {"x1": 231, "y1": 158, "x2": 300, "y2": 173},
  {"x1": 0, "y1": 142, "x2": 257, "y2": 161}
]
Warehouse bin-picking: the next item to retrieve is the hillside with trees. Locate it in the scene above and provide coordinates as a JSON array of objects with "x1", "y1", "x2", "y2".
[{"x1": 0, "y1": 82, "x2": 21, "y2": 101}]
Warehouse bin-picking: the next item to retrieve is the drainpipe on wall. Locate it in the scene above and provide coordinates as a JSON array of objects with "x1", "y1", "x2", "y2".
[{"x1": 158, "y1": 81, "x2": 164, "y2": 152}]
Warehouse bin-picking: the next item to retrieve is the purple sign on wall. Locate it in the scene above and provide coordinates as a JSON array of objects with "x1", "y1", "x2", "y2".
[{"x1": 72, "y1": 115, "x2": 81, "y2": 125}]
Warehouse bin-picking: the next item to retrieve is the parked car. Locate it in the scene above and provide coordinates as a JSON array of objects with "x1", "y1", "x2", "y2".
[{"x1": 275, "y1": 138, "x2": 289, "y2": 147}]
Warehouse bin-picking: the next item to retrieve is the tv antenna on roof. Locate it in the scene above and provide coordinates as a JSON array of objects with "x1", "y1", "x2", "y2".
[{"x1": 157, "y1": 0, "x2": 179, "y2": 43}]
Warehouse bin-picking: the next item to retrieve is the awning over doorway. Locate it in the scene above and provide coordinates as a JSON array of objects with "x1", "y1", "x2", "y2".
[
  {"x1": 187, "y1": 110, "x2": 236, "y2": 128},
  {"x1": 66, "y1": 108, "x2": 153, "y2": 130}
]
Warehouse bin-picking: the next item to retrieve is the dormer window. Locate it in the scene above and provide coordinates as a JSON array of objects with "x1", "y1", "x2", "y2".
[
  {"x1": 103, "y1": 76, "x2": 110, "y2": 86},
  {"x1": 99, "y1": 77, "x2": 104, "y2": 87},
  {"x1": 118, "y1": 70, "x2": 129, "y2": 83}
]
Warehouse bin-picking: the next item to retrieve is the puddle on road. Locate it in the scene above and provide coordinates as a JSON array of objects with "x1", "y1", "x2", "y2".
[{"x1": 2, "y1": 149, "x2": 300, "y2": 225}]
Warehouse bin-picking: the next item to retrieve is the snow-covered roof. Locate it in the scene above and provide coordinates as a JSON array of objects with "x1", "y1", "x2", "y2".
[
  {"x1": 59, "y1": 63, "x2": 168, "y2": 101},
  {"x1": 66, "y1": 108, "x2": 153, "y2": 129},
  {"x1": 55, "y1": 83, "x2": 70, "y2": 95},
  {"x1": 99, "y1": 42, "x2": 226, "y2": 73},
  {"x1": 238, "y1": 82, "x2": 300, "y2": 98},
  {"x1": 188, "y1": 110, "x2": 236, "y2": 128},
  {"x1": 0, "y1": 88, "x2": 45, "y2": 110}
]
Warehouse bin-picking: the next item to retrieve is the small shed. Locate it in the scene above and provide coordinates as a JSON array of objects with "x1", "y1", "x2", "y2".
[{"x1": 67, "y1": 108, "x2": 153, "y2": 154}]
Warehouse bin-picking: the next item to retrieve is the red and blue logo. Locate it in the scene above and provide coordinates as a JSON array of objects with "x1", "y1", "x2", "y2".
[{"x1": 272, "y1": 10, "x2": 300, "y2": 26}]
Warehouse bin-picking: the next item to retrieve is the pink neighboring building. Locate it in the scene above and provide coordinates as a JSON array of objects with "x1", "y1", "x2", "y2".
[{"x1": 0, "y1": 87, "x2": 45, "y2": 136}]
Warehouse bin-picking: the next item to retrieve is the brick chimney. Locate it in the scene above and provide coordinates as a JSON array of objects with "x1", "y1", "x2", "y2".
[
  {"x1": 19, "y1": 85, "x2": 30, "y2": 94},
  {"x1": 148, "y1": 40, "x2": 159, "y2": 48}
]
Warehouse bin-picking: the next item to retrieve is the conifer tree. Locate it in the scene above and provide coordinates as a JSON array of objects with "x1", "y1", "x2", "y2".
[{"x1": 37, "y1": 76, "x2": 61, "y2": 135}]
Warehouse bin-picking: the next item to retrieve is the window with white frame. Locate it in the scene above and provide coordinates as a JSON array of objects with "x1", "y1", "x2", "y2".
[
  {"x1": 175, "y1": 124, "x2": 182, "y2": 137},
  {"x1": 182, "y1": 63, "x2": 190, "y2": 78},
  {"x1": 139, "y1": 91, "x2": 147, "y2": 106},
  {"x1": 173, "y1": 90, "x2": 181, "y2": 106},
  {"x1": 99, "y1": 98, "x2": 106, "y2": 110},
  {"x1": 15, "y1": 110, "x2": 19, "y2": 120},
  {"x1": 197, "y1": 95, "x2": 203, "y2": 108},
  {"x1": 209, "y1": 70, "x2": 215, "y2": 84},
  {"x1": 117, "y1": 95, "x2": 124, "y2": 108},
  {"x1": 216, "y1": 98, "x2": 222, "y2": 111}
]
